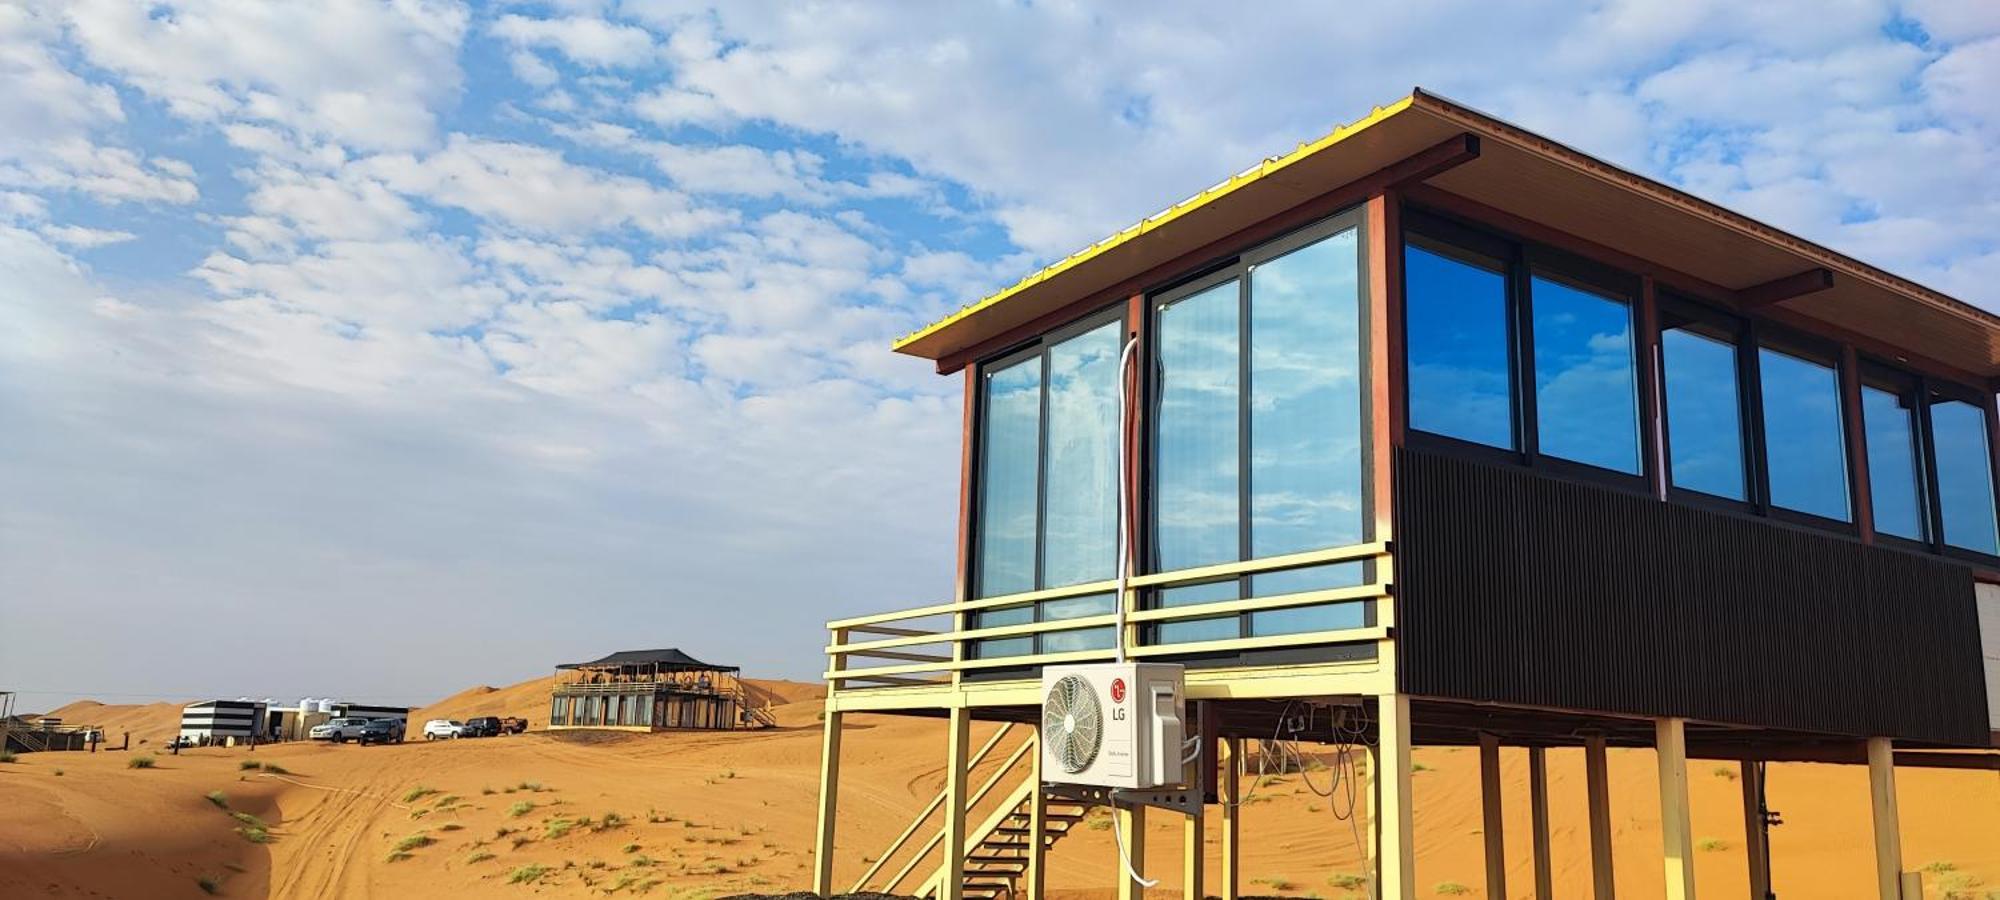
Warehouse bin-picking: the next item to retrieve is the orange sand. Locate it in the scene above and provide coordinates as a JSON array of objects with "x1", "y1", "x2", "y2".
[{"x1": 4, "y1": 677, "x2": 1994, "y2": 899}]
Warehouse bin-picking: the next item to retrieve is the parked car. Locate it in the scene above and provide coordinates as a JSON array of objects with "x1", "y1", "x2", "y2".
[
  {"x1": 499, "y1": 717, "x2": 530, "y2": 735},
  {"x1": 357, "y1": 719, "x2": 404, "y2": 745},
  {"x1": 422, "y1": 719, "x2": 464, "y2": 740},
  {"x1": 309, "y1": 717, "x2": 372, "y2": 743},
  {"x1": 460, "y1": 716, "x2": 502, "y2": 738}
]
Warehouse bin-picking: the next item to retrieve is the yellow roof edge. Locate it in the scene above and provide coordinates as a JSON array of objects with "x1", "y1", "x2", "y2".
[{"x1": 891, "y1": 93, "x2": 1420, "y2": 356}]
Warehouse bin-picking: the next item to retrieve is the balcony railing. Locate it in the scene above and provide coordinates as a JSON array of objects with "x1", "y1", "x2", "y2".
[
  {"x1": 825, "y1": 541, "x2": 1391, "y2": 690},
  {"x1": 552, "y1": 681, "x2": 728, "y2": 696}
]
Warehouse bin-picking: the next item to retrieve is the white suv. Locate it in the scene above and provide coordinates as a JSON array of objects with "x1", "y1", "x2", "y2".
[
  {"x1": 422, "y1": 719, "x2": 464, "y2": 740},
  {"x1": 310, "y1": 717, "x2": 371, "y2": 743}
]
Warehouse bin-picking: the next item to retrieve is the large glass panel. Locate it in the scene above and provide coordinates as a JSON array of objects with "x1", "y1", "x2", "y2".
[
  {"x1": 1759, "y1": 348, "x2": 1850, "y2": 521},
  {"x1": 1249, "y1": 229, "x2": 1364, "y2": 557},
  {"x1": 1042, "y1": 627, "x2": 1116, "y2": 653},
  {"x1": 1405, "y1": 244, "x2": 1513, "y2": 448},
  {"x1": 1931, "y1": 399, "x2": 1998, "y2": 554},
  {"x1": 1532, "y1": 276, "x2": 1638, "y2": 473},
  {"x1": 1153, "y1": 615, "x2": 1240, "y2": 645},
  {"x1": 1249, "y1": 561, "x2": 1365, "y2": 597},
  {"x1": 1862, "y1": 384, "x2": 1927, "y2": 541},
  {"x1": 970, "y1": 604, "x2": 1034, "y2": 659},
  {"x1": 1156, "y1": 280, "x2": 1240, "y2": 571},
  {"x1": 1042, "y1": 322, "x2": 1123, "y2": 587},
  {"x1": 1248, "y1": 601, "x2": 1368, "y2": 637},
  {"x1": 1662, "y1": 326, "x2": 1747, "y2": 499},
  {"x1": 975, "y1": 358, "x2": 1041, "y2": 597}
]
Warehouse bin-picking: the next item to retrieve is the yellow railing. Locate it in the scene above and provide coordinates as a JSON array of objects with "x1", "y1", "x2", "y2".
[{"x1": 826, "y1": 541, "x2": 1391, "y2": 689}]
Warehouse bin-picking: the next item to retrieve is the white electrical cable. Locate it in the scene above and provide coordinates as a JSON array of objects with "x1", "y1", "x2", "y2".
[
  {"x1": 1113, "y1": 335, "x2": 1138, "y2": 664},
  {"x1": 1110, "y1": 802, "x2": 1160, "y2": 889}
]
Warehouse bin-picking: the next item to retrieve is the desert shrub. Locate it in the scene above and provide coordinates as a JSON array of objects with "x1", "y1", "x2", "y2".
[
  {"x1": 385, "y1": 851, "x2": 412, "y2": 863},
  {"x1": 507, "y1": 800, "x2": 535, "y2": 817},
  {"x1": 128, "y1": 755, "x2": 156, "y2": 769},
  {"x1": 236, "y1": 826, "x2": 272, "y2": 844},
  {"x1": 1697, "y1": 838, "x2": 1731, "y2": 852},
  {"x1": 206, "y1": 791, "x2": 229, "y2": 809},
  {"x1": 1436, "y1": 882, "x2": 1471, "y2": 896},
  {"x1": 467, "y1": 851, "x2": 496, "y2": 864},
  {"x1": 545, "y1": 819, "x2": 576, "y2": 839},
  {"x1": 393, "y1": 833, "x2": 434, "y2": 853},
  {"x1": 439, "y1": 823, "x2": 463, "y2": 832},
  {"x1": 0, "y1": 750, "x2": 16, "y2": 763},
  {"x1": 1329, "y1": 872, "x2": 1368, "y2": 891},
  {"x1": 507, "y1": 864, "x2": 549, "y2": 884},
  {"x1": 401, "y1": 786, "x2": 437, "y2": 803},
  {"x1": 239, "y1": 760, "x2": 260, "y2": 771},
  {"x1": 621, "y1": 842, "x2": 640, "y2": 854},
  {"x1": 1711, "y1": 766, "x2": 1738, "y2": 780},
  {"x1": 258, "y1": 762, "x2": 288, "y2": 775},
  {"x1": 195, "y1": 875, "x2": 220, "y2": 894}
]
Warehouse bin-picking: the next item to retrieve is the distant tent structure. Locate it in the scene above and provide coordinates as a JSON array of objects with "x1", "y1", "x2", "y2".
[{"x1": 549, "y1": 648, "x2": 772, "y2": 731}]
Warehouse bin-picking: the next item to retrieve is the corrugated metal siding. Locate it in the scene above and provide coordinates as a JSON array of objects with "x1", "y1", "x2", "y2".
[{"x1": 1395, "y1": 447, "x2": 1990, "y2": 746}]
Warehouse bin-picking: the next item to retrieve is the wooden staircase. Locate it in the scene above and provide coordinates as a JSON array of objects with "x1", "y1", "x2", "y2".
[{"x1": 851, "y1": 723, "x2": 1092, "y2": 899}]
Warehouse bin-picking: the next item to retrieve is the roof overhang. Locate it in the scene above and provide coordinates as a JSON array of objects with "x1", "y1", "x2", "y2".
[{"x1": 895, "y1": 89, "x2": 2000, "y2": 383}]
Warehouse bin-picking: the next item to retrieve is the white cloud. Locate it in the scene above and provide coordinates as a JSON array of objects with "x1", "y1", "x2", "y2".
[
  {"x1": 0, "y1": 139, "x2": 199, "y2": 205},
  {"x1": 63, "y1": 0, "x2": 469, "y2": 151},
  {"x1": 491, "y1": 14, "x2": 655, "y2": 67},
  {"x1": 39, "y1": 224, "x2": 137, "y2": 248}
]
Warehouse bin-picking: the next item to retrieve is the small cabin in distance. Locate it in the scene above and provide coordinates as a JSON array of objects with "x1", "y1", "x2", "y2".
[
  {"x1": 548, "y1": 648, "x2": 772, "y2": 731},
  {"x1": 811, "y1": 89, "x2": 2000, "y2": 900}
]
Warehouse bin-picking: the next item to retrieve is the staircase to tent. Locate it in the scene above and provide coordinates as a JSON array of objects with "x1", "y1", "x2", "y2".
[{"x1": 850, "y1": 724, "x2": 1090, "y2": 899}]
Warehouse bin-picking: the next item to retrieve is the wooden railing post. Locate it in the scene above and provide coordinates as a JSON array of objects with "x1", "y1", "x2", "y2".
[
  {"x1": 1657, "y1": 718, "x2": 1695, "y2": 900},
  {"x1": 942, "y1": 706, "x2": 972, "y2": 900},
  {"x1": 1868, "y1": 737, "x2": 1904, "y2": 900},
  {"x1": 1479, "y1": 732, "x2": 1508, "y2": 900},
  {"x1": 1586, "y1": 733, "x2": 1616, "y2": 900},
  {"x1": 1027, "y1": 729, "x2": 1047, "y2": 900},
  {"x1": 1377, "y1": 694, "x2": 1416, "y2": 900}
]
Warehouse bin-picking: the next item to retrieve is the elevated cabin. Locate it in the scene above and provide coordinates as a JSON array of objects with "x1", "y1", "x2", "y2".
[
  {"x1": 548, "y1": 648, "x2": 767, "y2": 731},
  {"x1": 814, "y1": 89, "x2": 2000, "y2": 900}
]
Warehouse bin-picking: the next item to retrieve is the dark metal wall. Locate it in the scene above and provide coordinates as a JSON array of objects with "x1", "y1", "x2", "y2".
[{"x1": 1394, "y1": 447, "x2": 1991, "y2": 746}]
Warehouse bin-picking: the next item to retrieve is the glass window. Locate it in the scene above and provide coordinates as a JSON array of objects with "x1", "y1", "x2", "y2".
[
  {"x1": 1156, "y1": 280, "x2": 1240, "y2": 572},
  {"x1": 1041, "y1": 627, "x2": 1116, "y2": 653},
  {"x1": 1759, "y1": 347, "x2": 1850, "y2": 521},
  {"x1": 1531, "y1": 276, "x2": 1639, "y2": 473},
  {"x1": 1662, "y1": 324, "x2": 1747, "y2": 499},
  {"x1": 1250, "y1": 229, "x2": 1365, "y2": 556},
  {"x1": 970, "y1": 603, "x2": 1033, "y2": 660},
  {"x1": 1248, "y1": 601, "x2": 1368, "y2": 637},
  {"x1": 1041, "y1": 322, "x2": 1123, "y2": 587},
  {"x1": 1249, "y1": 561, "x2": 1365, "y2": 597},
  {"x1": 1153, "y1": 615, "x2": 1239, "y2": 645},
  {"x1": 1861, "y1": 383, "x2": 1927, "y2": 542},
  {"x1": 1405, "y1": 243, "x2": 1514, "y2": 448},
  {"x1": 975, "y1": 357, "x2": 1041, "y2": 597},
  {"x1": 1930, "y1": 398, "x2": 1998, "y2": 554}
]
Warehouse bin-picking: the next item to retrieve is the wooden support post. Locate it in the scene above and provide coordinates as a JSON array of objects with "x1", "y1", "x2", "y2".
[
  {"x1": 812, "y1": 707, "x2": 843, "y2": 897},
  {"x1": 1118, "y1": 803, "x2": 1148, "y2": 900},
  {"x1": 1585, "y1": 734, "x2": 1615, "y2": 900},
  {"x1": 942, "y1": 707, "x2": 972, "y2": 900},
  {"x1": 1184, "y1": 732, "x2": 1205, "y2": 900},
  {"x1": 1378, "y1": 694, "x2": 1417, "y2": 900},
  {"x1": 1221, "y1": 737, "x2": 1241, "y2": 900},
  {"x1": 1868, "y1": 737, "x2": 1903, "y2": 900},
  {"x1": 1657, "y1": 718, "x2": 1696, "y2": 900},
  {"x1": 1479, "y1": 732, "x2": 1509, "y2": 900},
  {"x1": 1529, "y1": 746, "x2": 1553, "y2": 900},
  {"x1": 1028, "y1": 729, "x2": 1048, "y2": 900},
  {"x1": 1741, "y1": 761, "x2": 1770, "y2": 900}
]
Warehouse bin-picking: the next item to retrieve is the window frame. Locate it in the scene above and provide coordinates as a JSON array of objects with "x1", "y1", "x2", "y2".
[
  {"x1": 1142, "y1": 207, "x2": 1373, "y2": 643},
  {"x1": 1921, "y1": 377, "x2": 2000, "y2": 563},
  {"x1": 1753, "y1": 327, "x2": 1859, "y2": 534},
  {"x1": 1401, "y1": 209, "x2": 1650, "y2": 495},
  {"x1": 1856, "y1": 360, "x2": 1933, "y2": 553},
  {"x1": 1656, "y1": 292, "x2": 1758, "y2": 514},
  {"x1": 965, "y1": 301, "x2": 1129, "y2": 659}
]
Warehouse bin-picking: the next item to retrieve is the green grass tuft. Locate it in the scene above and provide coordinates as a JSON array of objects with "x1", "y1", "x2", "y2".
[
  {"x1": 1435, "y1": 882, "x2": 1472, "y2": 896},
  {"x1": 127, "y1": 755, "x2": 156, "y2": 769},
  {"x1": 239, "y1": 760, "x2": 261, "y2": 771},
  {"x1": 545, "y1": 819, "x2": 576, "y2": 839},
  {"x1": 1697, "y1": 837, "x2": 1732, "y2": 852},
  {"x1": 385, "y1": 851, "x2": 412, "y2": 863},
  {"x1": 393, "y1": 833, "x2": 434, "y2": 853},
  {"x1": 1328, "y1": 872, "x2": 1368, "y2": 891},
  {"x1": 258, "y1": 762, "x2": 288, "y2": 775},
  {"x1": 507, "y1": 864, "x2": 549, "y2": 885},
  {"x1": 507, "y1": 800, "x2": 535, "y2": 818},
  {"x1": 400, "y1": 786, "x2": 438, "y2": 803},
  {"x1": 467, "y1": 851, "x2": 496, "y2": 864},
  {"x1": 206, "y1": 791, "x2": 229, "y2": 809},
  {"x1": 0, "y1": 749, "x2": 16, "y2": 764}
]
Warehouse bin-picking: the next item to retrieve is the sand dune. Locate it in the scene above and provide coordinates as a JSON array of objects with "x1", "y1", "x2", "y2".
[{"x1": 3, "y1": 676, "x2": 1994, "y2": 899}]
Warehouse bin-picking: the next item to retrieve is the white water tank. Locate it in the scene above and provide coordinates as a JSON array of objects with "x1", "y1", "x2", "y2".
[
  {"x1": 299, "y1": 697, "x2": 315, "y2": 712},
  {"x1": 316, "y1": 699, "x2": 338, "y2": 713}
]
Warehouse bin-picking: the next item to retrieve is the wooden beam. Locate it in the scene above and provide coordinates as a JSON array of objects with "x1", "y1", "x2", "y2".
[
  {"x1": 1183, "y1": 797, "x2": 1204, "y2": 900},
  {"x1": 1585, "y1": 734, "x2": 1616, "y2": 900},
  {"x1": 1027, "y1": 730, "x2": 1047, "y2": 900},
  {"x1": 1365, "y1": 191, "x2": 1403, "y2": 543},
  {"x1": 1741, "y1": 761, "x2": 1771, "y2": 900},
  {"x1": 942, "y1": 707, "x2": 971, "y2": 900},
  {"x1": 1119, "y1": 803, "x2": 1148, "y2": 900},
  {"x1": 936, "y1": 134, "x2": 1482, "y2": 374},
  {"x1": 1868, "y1": 737, "x2": 1903, "y2": 900},
  {"x1": 1737, "y1": 267, "x2": 1836, "y2": 310},
  {"x1": 1221, "y1": 737, "x2": 1241, "y2": 900},
  {"x1": 1657, "y1": 718, "x2": 1696, "y2": 900},
  {"x1": 1841, "y1": 343, "x2": 1876, "y2": 542},
  {"x1": 812, "y1": 708, "x2": 843, "y2": 897},
  {"x1": 1478, "y1": 733, "x2": 1508, "y2": 900},
  {"x1": 1378, "y1": 695, "x2": 1417, "y2": 900},
  {"x1": 1529, "y1": 746, "x2": 1553, "y2": 900}
]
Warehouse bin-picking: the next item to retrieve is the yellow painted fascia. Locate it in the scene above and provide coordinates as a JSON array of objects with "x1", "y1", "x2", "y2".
[{"x1": 892, "y1": 94, "x2": 1418, "y2": 354}]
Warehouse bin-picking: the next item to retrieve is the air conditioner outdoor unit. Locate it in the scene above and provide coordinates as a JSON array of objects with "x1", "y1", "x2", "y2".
[{"x1": 1041, "y1": 662, "x2": 1186, "y2": 790}]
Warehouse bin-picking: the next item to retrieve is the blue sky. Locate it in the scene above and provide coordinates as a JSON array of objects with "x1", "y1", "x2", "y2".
[{"x1": 1, "y1": 0, "x2": 1996, "y2": 712}]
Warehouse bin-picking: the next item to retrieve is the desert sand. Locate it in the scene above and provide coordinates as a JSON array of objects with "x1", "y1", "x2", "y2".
[{"x1": 3, "y1": 676, "x2": 1995, "y2": 899}]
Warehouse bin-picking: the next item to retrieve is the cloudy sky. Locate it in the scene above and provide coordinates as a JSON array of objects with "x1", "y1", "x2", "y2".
[{"x1": 2, "y1": 1, "x2": 1996, "y2": 712}]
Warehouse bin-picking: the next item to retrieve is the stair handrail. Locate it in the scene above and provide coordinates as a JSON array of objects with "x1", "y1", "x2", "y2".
[
  {"x1": 880, "y1": 729, "x2": 1039, "y2": 895},
  {"x1": 852, "y1": 723, "x2": 1018, "y2": 892}
]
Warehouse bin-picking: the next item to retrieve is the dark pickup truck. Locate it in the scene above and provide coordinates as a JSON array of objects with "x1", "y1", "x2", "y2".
[{"x1": 460, "y1": 716, "x2": 502, "y2": 738}]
